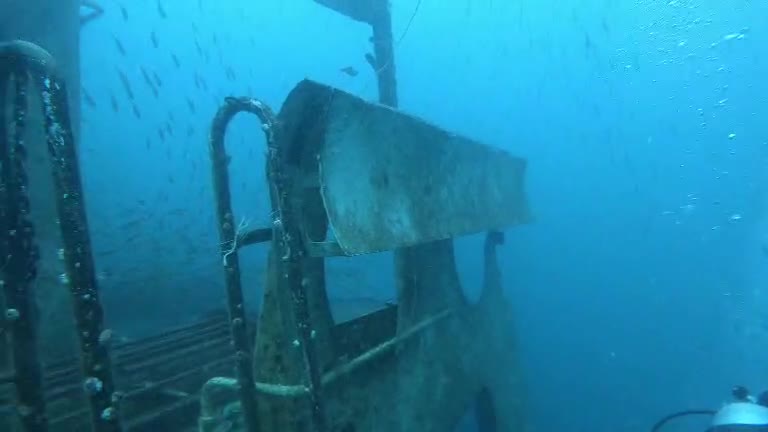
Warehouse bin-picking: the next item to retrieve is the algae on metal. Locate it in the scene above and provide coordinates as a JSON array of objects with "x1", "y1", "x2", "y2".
[
  {"x1": 0, "y1": 0, "x2": 83, "y2": 367},
  {"x1": 1, "y1": 40, "x2": 121, "y2": 432},
  {"x1": 198, "y1": 79, "x2": 531, "y2": 432},
  {"x1": 275, "y1": 80, "x2": 531, "y2": 256},
  {"x1": 199, "y1": 232, "x2": 527, "y2": 432},
  {"x1": 199, "y1": 1, "x2": 529, "y2": 430}
]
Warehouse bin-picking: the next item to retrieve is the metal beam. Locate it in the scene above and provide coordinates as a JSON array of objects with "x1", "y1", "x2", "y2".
[
  {"x1": 312, "y1": 0, "x2": 384, "y2": 23},
  {"x1": 278, "y1": 80, "x2": 531, "y2": 256}
]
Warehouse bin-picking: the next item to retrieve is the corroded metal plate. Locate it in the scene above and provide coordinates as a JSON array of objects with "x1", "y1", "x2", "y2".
[{"x1": 282, "y1": 80, "x2": 531, "y2": 256}]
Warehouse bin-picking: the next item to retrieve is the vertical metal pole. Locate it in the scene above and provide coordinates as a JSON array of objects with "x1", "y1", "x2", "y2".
[
  {"x1": 208, "y1": 96, "x2": 329, "y2": 432},
  {"x1": 208, "y1": 98, "x2": 266, "y2": 432},
  {"x1": 261, "y1": 106, "x2": 328, "y2": 432},
  {"x1": 0, "y1": 63, "x2": 49, "y2": 432},
  {"x1": 37, "y1": 57, "x2": 122, "y2": 432},
  {"x1": 311, "y1": 0, "x2": 398, "y2": 105},
  {"x1": 306, "y1": 2, "x2": 399, "y2": 430},
  {"x1": 39, "y1": 70, "x2": 123, "y2": 432},
  {"x1": 1, "y1": 40, "x2": 123, "y2": 432},
  {"x1": 370, "y1": 2, "x2": 399, "y2": 107}
]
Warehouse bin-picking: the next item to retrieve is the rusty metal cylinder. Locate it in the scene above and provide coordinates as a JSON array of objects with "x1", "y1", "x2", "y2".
[{"x1": 0, "y1": 0, "x2": 82, "y2": 364}]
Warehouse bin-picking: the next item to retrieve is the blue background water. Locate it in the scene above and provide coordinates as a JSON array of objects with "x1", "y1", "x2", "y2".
[{"x1": 76, "y1": 1, "x2": 767, "y2": 431}]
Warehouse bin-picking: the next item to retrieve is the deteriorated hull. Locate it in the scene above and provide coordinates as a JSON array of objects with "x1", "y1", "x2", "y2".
[
  {"x1": 277, "y1": 80, "x2": 531, "y2": 256},
  {"x1": 200, "y1": 234, "x2": 527, "y2": 432},
  {"x1": 198, "y1": 80, "x2": 530, "y2": 432}
]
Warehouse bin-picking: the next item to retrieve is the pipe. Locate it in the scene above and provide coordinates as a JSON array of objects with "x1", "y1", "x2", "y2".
[
  {"x1": 0, "y1": 40, "x2": 122, "y2": 432},
  {"x1": 0, "y1": 49, "x2": 48, "y2": 432},
  {"x1": 0, "y1": 0, "x2": 80, "y2": 139}
]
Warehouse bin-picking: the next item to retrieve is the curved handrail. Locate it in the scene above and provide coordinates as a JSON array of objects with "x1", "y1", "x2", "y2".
[
  {"x1": 208, "y1": 95, "x2": 328, "y2": 432},
  {"x1": 208, "y1": 97, "x2": 275, "y2": 432}
]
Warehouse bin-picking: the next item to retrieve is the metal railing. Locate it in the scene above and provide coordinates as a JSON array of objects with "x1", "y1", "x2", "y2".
[{"x1": 0, "y1": 40, "x2": 122, "y2": 432}]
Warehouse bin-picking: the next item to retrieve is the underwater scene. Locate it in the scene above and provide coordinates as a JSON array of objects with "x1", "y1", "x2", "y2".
[{"x1": 0, "y1": 1, "x2": 766, "y2": 431}]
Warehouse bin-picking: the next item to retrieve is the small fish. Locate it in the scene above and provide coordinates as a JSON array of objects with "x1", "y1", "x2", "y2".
[
  {"x1": 194, "y1": 73, "x2": 207, "y2": 90},
  {"x1": 157, "y1": 0, "x2": 167, "y2": 18},
  {"x1": 119, "y1": 5, "x2": 128, "y2": 21},
  {"x1": 110, "y1": 94, "x2": 119, "y2": 112},
  {"x1": 81, "y1": 86, "x2": 96, "y2": 108},
  {"x1": 601, "y1": 17, "x2": 610, "y2": 34},
  {"x1": 116, "y1": 68, "x2": 135, "y2": 101},
  {"x1": 131, "y1": 104, "x2": 141, "y2": 119},
  {"x1": 113, "y1": 36, "x2": 126, "y2": 56},
  {"x1": 139, "y1": 67, "x2": 153, "y2": 86},
  {"x1": 152, "y1": 71, "x2": 163, "y2": 87},
  {"x1": 139, "y1": 67, "x2": 160, "y2": 98},
  {"x1": 225, "y1": 66, "x2": 236, "y2": 81},
  {"x1": 340, "y1": 66, "x2": 359, "y2": 77},
  {"x1": 186, "y1": 97, "x2": 196, "y2": 113},
  {"x1": 150, "y1": 31, "x2": 159, "y2": 48},
  {"x1": 171, "y1": 53, "x2": 181, "y2": 68},
  {"x1": 157, "y1": 128, "x2": 165, "y2": 142}
]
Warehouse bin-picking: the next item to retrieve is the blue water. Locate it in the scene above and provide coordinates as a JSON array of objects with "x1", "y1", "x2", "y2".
[{"x1": 74, "y1": 1, "x2": 767, "y2": 431}]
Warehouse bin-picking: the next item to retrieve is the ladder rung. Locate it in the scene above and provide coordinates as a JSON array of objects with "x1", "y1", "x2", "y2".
[{"x1": 239, "y1": 227, "x2": 272, "y2": 247}]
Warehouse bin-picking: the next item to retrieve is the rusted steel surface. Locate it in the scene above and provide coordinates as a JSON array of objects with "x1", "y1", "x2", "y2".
[
  {"x1": 193, "y1": 75, "x2": 532, "y2": 431},
  {"x1": 279, "y1": 80, "x2": 532, "y2": 256},
  {"x1": 199, "y1": 232, "x2": 528, "y2": 432},
  {"x1": 0, "y1": 40, "x2": 122, "y2": 432}
]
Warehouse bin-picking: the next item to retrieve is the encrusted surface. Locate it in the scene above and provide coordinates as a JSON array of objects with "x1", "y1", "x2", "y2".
[{"x1": 280, "y1": 80, "x2": 531, "y2": 256}]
